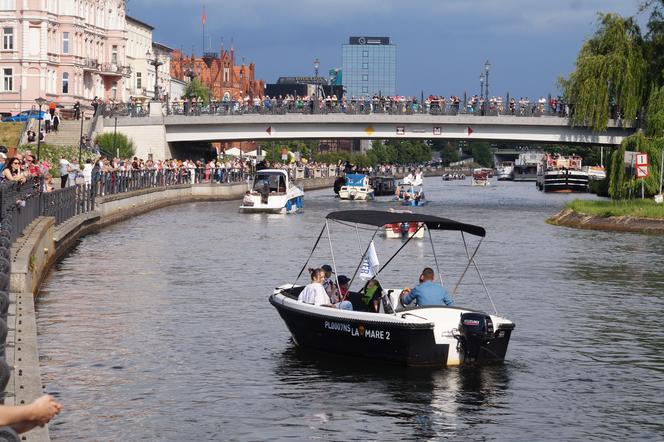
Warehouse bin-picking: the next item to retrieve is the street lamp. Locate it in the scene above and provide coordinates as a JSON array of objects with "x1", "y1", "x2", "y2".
[
  {"x1": 479, "y1": 73, "x2": 485, "y2": 115},
  {"x1": 146, "y1": 50, "x2": 164, "y2": 101},
  {"x1": 78, "y1": 105, "x2": 92, "y2": 164},
  {"x1": 34, "y1": 97, "x2": 47, "y2": 161},
  {"x1": 313, "y1": 58, "x2": 320, "y2": 101},
  {"x1": 484, "y1": 59, "x2": 491, "y2": 114}
]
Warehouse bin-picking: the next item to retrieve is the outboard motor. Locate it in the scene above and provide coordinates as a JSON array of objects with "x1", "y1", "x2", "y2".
[{"x1": 457, "y1": 312, "x2": 494, "y2": 363}]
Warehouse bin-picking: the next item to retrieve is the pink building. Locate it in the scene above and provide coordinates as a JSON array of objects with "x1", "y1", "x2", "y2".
[{"x1": 0, "y1": 0, "x2": 130, "y2": 115}]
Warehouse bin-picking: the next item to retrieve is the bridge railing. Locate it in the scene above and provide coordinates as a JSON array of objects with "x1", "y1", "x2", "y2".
[{"x1": 101, "y1": 99, "x2": 568, "y2": 119}]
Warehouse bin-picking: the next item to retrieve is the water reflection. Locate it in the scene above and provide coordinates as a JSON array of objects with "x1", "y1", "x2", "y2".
[{"x1": 274, "y1": 344, "x2": 511, "y2": 440}]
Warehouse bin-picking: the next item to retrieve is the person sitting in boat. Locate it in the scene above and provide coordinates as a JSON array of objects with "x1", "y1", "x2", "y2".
[
  {"x1": 400, "y1": 267, "x2": 454, "y2": 307},
  {"x1": 298, "y1": 268, "x2": 331, "y2": 306},
  {"x1": 321, "y1": 264, "x2": 337, "y2": 301}
]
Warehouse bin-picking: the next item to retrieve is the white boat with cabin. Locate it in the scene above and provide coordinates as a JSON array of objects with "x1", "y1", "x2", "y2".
[{"x1": 239, "y1": 169, "x2": 304, "y2": 213}]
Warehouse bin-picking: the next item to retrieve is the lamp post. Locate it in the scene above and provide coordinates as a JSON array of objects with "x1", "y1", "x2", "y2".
[
  {"x1": 146, "y1": 50, "x2": 164, "y2": 101},
  {"x1": 313, "y1": 58, "x2": 320, "y2": 101},
  {"x1": 479, "y1": 73, "x2": 485, "y2": 115},
  {"x1": 484, "y1": 59, "x2": 491, "y2": 114},
  {"x1": 34, "y1": 97, "x2": 47, "y2": 161}
]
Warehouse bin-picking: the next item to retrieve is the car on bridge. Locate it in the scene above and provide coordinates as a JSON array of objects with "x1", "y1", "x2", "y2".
[{"x1": 1, "y1": 110, "x2": 45, "y2": 122}]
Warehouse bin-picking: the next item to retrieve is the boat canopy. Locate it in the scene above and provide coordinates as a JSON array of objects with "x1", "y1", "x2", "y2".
[{"x1": 326, "y1": 210, "x2": 486, "y2": 237}]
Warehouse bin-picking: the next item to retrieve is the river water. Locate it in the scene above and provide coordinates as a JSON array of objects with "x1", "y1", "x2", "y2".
[{"x1": 36, "y1": 178, "x2": 664, "y2": 440}]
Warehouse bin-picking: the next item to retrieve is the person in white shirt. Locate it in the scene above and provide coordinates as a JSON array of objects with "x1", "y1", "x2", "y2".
[
  {"x1": 298, "y1": 268, "x2": 331, "y2": 306},
  {"x1": 82, "y1": 159, "x2": 93, "y2": 185}
]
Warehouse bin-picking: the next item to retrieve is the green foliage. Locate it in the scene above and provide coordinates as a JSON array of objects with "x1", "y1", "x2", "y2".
[
  {"x1": 560, "y1": 13, "x2": 647, "y2": 131},
  {"x1": 384, "y1": 140, "x2": 432, "y2": 164},
  {"x1": 94, "y1": 132, "x2": 136, "y2": 158},
  {"x1": 183, "y1": 78, "x2": 211, "y2": 104},
  {"x1": 608, "y1": 132, "x2": 664, "y2": 198},
  {"x1": 646, "y1": 85, "x2": 664, "y2": 137},
  {"x1": 470, "y1": 141, "x2": 492, "y2": 167},
  {"x1": 431, "y1": 140, "x2": 460, "y2": 166},
  {"x1": 565, "y1": 198, "x2": 664, "y2": 218}
]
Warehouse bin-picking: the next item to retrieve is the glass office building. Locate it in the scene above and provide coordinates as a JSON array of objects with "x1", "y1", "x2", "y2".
[{"x1": 342, "y1": 37, "x2": 396, "y2": 98}]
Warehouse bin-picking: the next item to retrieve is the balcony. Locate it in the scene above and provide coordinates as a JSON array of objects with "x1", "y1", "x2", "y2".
[{"x1": 82, "y1": 58, "x2": 131, "y2": 77}]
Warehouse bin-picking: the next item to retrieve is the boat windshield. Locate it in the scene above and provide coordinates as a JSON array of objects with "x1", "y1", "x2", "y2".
[{"x1": 253, "y1": 173, "x2": 286, "y2": 193}]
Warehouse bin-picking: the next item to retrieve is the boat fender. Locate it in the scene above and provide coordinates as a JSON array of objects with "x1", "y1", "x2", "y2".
[
  {"x1": 297, "y1": 196, "x2": 303, "y2": 208},
  {"x1": 286, "y1": 199, "x2": 293, "y2": 212}
]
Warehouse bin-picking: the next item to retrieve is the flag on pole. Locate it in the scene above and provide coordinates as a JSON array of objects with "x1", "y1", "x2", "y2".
[
  {"x1": 202, "y1": 6, "x2": 207, "y2": 26},
  {"x1": 359, "y1": 241, "x2": 380, "y2": 281}
]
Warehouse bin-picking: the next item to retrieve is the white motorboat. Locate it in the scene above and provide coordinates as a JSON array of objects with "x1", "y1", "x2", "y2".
[
  {"x1": 496, "y1": 161, "x2": 514, "y2": 181},
  {"x1": 383, "y1": 209, "x2": 425, "y2": 239},
  {"x1": 338, "y1": 173, "x2": 375, "y2": 200},
  {"x1": 269, "y1": 210, "x2": 515, "y2": 367},
  {"x1": 239, "y1": 169, "x2": 304, "y2": 213}
]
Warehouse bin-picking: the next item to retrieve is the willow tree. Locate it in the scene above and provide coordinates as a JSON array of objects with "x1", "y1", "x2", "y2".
[
  {"x1": 646, "y1": 85, "x2": 664, "y2": 136},
  {"x1": 183, "y1": 78, "x2": 211, "y2": 104},
  {"x1": 560, "y1": 14, "x2": 647, "y2": 131},
  {"x1": 609, "y1": 132, "x2": 663, "y2": 198}
]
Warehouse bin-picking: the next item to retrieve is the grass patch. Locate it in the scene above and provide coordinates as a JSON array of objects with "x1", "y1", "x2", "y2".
[
  {"x1": 0, "y1": 122, "x2": 24, "y2": 147},
  {"x1": 566, "y1": 199, "x2": 664, "y2": 218}
]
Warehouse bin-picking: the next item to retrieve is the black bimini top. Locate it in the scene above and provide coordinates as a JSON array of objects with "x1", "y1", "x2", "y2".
[{"x1": 326, "y1": 210, "x2": 486, "y2": 237}]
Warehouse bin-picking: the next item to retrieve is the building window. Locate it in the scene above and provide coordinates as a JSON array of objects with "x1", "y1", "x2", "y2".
[
  {"x1": 362, "y1": 50, "x2": 369, "y2": 57},
  {"x1": 136, "y1": 72, "x2": 142, "y2": 90},
  {"x1": 362, "y1": 62, "x2": 368, "y2": 69},
  {"x1": 2, "y1": 27, "x2": 12, "y2": 50},
  {"x1": 362, "y1": 74, "x2": 369, "y2": 81},
  {"x1": 111, "y1": 83, "x2": 117, "y2": 99},
  {"x1": 62, "y1": 72, "x2": 69, "y2": 94},
  {"x1": 111, "y1": 45, "x2": 117, "y2": 64},
  {"x1": 362, "y1": 86, "x2": 369, "y2": 93},
  {"x1": 2, "y1": 68, "x2": 12, "y2": 91},
  {"x1": 63, "y1": 32, "x2": 69, "y2": 54},
  {"x1": 0, "y1": 0, "x2": 15, "y2": 11}
]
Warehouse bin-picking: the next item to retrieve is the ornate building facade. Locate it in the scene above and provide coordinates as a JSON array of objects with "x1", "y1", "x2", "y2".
[
  {"x1": 170, "y1": 45, "x2": 265, "y2": 100},
  {"x1": 0, "y1": 0, "x2": 131, "y2": 114}
]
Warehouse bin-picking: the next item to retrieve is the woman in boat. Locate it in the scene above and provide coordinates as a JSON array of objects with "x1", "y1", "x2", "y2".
[{"x1": 298, "y1": 268, "x2": 330, "y2": 306}]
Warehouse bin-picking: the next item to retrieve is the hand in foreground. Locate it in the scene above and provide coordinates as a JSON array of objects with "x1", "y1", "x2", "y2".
[{"x1": 30, "y1": 395, "x2": 62, "y2": 425}]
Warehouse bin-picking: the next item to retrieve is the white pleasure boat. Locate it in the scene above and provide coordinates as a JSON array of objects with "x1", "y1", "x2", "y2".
[{"x1": 239, "y1": 169, "x2": 304, "y2": 213}]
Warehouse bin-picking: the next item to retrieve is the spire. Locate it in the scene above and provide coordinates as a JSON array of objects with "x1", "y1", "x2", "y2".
[
  {"x1": 220, "y1": 37, "x2": 224, "y2": 55},
  {"x1": 230, "y1": 37, "x2": 235, "y2": 64}
]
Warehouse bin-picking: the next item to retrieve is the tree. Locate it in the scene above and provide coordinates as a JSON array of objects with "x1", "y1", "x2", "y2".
[
  {"x1": 608, "y1": 132, "x2": 663, "y2": 198},
  {"x1": 559, "y1": 13, "x2": 647, "y2": 131},
  {"x1": 94, "y1": 132, "x2": 135, "y2": 158},
  {"x1": 183, "y1": 78, "x2": 211, "y2": 104},
  {"x1": 470, "y1": 141, "x2": 492, "y2": 167}
]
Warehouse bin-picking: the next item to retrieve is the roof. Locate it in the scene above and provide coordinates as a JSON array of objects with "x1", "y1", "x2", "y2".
[
  {"x1": 126, "y1": 15, "x2": 155, "y2": 31},
  {"x1": 326, "y1": 210, "x2": 486, "y2": 237}
]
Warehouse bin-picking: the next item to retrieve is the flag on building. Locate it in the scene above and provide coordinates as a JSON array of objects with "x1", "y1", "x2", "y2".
[
  {"x1": 202, "y1": 7, "x2": 207, "y2": 26},
  {"x1": 359, "y1": 241, "x2": 380, "y2": 280}
]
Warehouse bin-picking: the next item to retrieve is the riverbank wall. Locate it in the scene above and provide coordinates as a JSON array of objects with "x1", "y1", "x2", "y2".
[
  {"x1": 5, "y1": 176, "x2": 335, "y2": 442},
  {"x1": 548, "y1": 208, "x2": 664, "y2": 234}
]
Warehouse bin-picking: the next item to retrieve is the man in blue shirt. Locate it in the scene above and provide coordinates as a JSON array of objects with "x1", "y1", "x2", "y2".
[{"x1": 400, "y1": 267, "x2": 454, "y2": 306}]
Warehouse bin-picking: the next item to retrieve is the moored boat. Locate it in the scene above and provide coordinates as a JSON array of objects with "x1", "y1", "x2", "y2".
[
  {"x1": 239, "y1": 169, "x2": 304, "y2": 213},
  {"x1": 536, "y1": 154, "x2": 589, "y2": 193},
  {"x1": 513, "y1": 152, "x2": 545, "y2": 181},
  {"x1": 269, "y1": 210, "x2": 516, "y2": 367},
  {"x1": 496, "y1": 161, "x2": 514, "y2": 181}
]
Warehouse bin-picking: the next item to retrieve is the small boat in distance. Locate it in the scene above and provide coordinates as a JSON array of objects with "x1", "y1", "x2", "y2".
[
  {"x1": 471, "y1": 168, "x2": 490, "y2": 186},
  {"x1": 339, "y1": 173, "x2": 375, "y2": 200},
  {"x1": 369, "y1": 176, "x2": 397, "y2": 196},
  {"x1": 513, "y1": 152, "x2": 544, "y2": 181},
  {"x1": 383, "y1": 209, "x2": 425, "y2": 239},
  {"x1": 269, "y1": 210, "x2": 516, "y2": 367},
  {"x1": 239, "y1": 169, "x2": 304, "y2": 213},
  {"x1": 496, "y1": 161, "x2": 514, "y2": 181}
]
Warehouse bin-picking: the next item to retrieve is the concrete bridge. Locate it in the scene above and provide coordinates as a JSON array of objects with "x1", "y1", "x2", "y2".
[{"x1": 100, "y1": 113, "x2": 635, "y2": 160}]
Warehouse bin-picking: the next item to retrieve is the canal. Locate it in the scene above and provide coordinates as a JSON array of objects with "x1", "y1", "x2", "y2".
[{"x1": 36, "y1": 178, "x2": 664, "y2": 440}]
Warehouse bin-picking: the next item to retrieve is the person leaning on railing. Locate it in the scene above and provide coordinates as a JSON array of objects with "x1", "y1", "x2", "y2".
[{"x1": 2, "y1": 158, "x2": 26, "y2": 184}]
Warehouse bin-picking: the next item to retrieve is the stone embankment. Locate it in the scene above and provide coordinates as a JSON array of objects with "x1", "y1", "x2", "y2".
[
  {"x1": 6, "y1": 176, "x2": 336, "y2": 442},
  {"x1": 548, "y1": 208, "x2": 664, "y2": 234}
]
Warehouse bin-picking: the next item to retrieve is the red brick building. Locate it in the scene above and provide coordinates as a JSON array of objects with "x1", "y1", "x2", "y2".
[{"x1": 170, "y1": 46, "x2": 265, "y2": 100}]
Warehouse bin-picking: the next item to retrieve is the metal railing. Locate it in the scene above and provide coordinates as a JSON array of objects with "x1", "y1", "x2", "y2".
[{"x1": 110, "y1": 98, "x2": 569, "y2": 119}]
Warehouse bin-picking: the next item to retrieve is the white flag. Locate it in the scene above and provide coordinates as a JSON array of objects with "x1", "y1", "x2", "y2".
[{"x1": 359, "y1": 241, "x2": 380, "y2": 281}]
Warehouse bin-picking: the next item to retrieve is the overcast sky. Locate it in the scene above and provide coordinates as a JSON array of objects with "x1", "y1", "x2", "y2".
[{"x1": 128, "y1": 0, "x2": 643, "y2": 98}]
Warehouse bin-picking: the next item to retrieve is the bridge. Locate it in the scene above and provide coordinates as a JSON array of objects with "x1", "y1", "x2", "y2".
[{"x1": 100, "y1": 113, "x2": 635, "y2": 160}]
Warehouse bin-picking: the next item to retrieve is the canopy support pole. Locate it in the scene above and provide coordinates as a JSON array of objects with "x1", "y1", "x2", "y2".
[
  {"x1": 294, "y1": 224, "x2": 326, "y2": 284},
  {"x1": 427, "y1": 226, "x2": 444, "y2": 288},
  {"x1": 326, "y1": 220, "x2": 341, "y2": 290},
  {"x1": 452, "y1": 234, "x2": 483, "y2": 296},
  {"x1": 375, "y1": 223, "x2": 424, "y2": 275},
  {"x1": 459, "y1": 232, "x2": 498, "y2": 315}
]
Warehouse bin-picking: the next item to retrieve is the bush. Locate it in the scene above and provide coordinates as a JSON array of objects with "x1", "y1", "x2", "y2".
[
  {"x1": 94, "y1": 132, "x2": 135, "y2": 158},
  {"x1": 18, "y1": 144, "x2": 97, "y2": 177}
]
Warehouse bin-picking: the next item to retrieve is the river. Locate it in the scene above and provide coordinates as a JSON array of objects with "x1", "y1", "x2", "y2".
[{"x1": 36, "y1": 178, "x2": 664, "y2": 440}]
